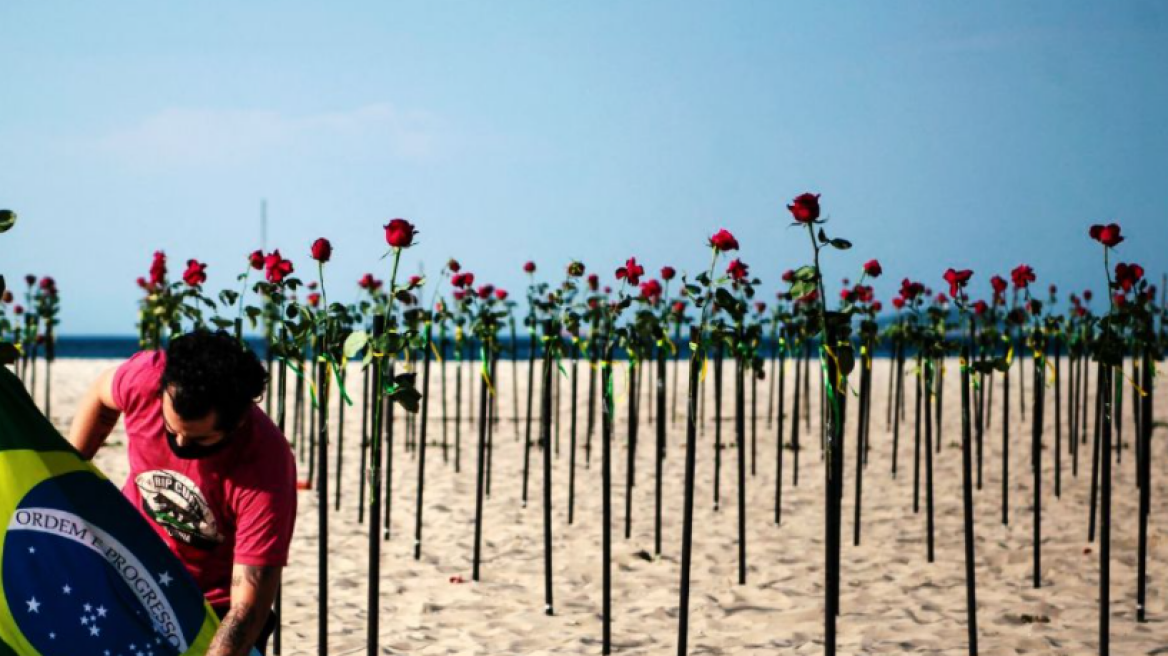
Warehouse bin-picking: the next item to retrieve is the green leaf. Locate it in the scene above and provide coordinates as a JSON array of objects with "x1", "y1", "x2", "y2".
[
  {"x1": 789, "y1": 280, "x2": 815, "y2": 299},
  {"x1": 830, "y1": 238, "x2": 852, "y2": 250},
  {"x1": 0, "y1": 210, "x2": 15, "y2": 234},
  {"x1": 817, "y1": 227, "x2": 829, "y2": 244},
  {"x1": 0, "y1": 275, "x2": 5, "y2": 298},
  {"x1": 343, "y1": 331, "x2": 369, "y2": 358},
  {"x1": 219, "y1": 290, "x2": 240, "y2": 306},
  {"x1": 793, "y1": 266, "x2": 817, "y2": 282},
  {"x1": 210, "y1": 317, "x2": 234, "y2": 330}
]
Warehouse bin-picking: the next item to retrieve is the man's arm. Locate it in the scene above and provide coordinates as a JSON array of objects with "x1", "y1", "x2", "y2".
[
  {"x1": 206, "y1": 563, "x2": 281, "y2": 656},
  {"x1": 66, "y1": 366, "x2": 120, "y2": 460}
]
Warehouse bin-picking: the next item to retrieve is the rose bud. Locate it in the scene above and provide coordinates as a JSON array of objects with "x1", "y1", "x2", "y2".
[
  {"x1": 495, "y1": 289, "x2": 509, "y2": 301},
  {"x1": 311, "y1": 237, "x2": 332, "y2": 263},
  {"x1": 587, "y1": 274, "x2": 599, "y2": 291},
  {"x1": 973, "y1": 300, "x2": 988, "y2": 316},
  {"x1": 524, "y1": 261, "x2": 537, "y2": 274},
  {"x1": 1088, "y1": 223, "x2": 1124, "y2": 248},
  {"x1": 567, "y1": 261, "x2": 585, "y2": 277},
  {"x1": 672, "y1": 301, "x2": 686, "y2": 315},
  {"x1": 14, "y1": 305, "x2": 23, "y2": 315},
  {"x1": 1084, "y1": 290, "x2": 1093, "y2": 302},
  {"x1": 136, "y1": 277, "x2": 149, "y2": 290},
  {"x1": 477, "y1": 284, "x2": 494, "y2": 299},
  {"x1": 755, "y1": 302, "x2": 767, "y2": 314},
  {"x1": 307, "y1": 292, "x2": 321, "y2": 307},
  {"x1": 781, "y1": 269, "x2": 795, "y2": 282},
  {"x1": 359, "y1": 273, "x2": 375, "y2": 289},
  {"x1": 24, "y1": 275, "x2": 35, "y2": 286},
  {"x1": 872, "y1": 301, "x2": 883, "y2": 313},
  {"x1": 384, "y1": 218, "x2": 416, "y2": 249},
  {"x1": 249, "y1": 249, "x2": 265, "y2": 270},
  {"x1": 453, "y1": 289, "x2": 466, "y2": 301},
  {"x1": 408, "y1": 275, "x2": 423, "y2": 288},
  {"x1": 863, "y1": 259, "x2": 882, "y2": 278},
  {"x1": 308, "y1": 281, "x2": 318, "y2": 290},
  {"x1": 991, "y1": 275, "x2": 1008, "y2": 295},
  {"x1": 786, "y1": 192, "x2": 821, "y2": 223},
  {"x1": 661, "y1": 266, "x2": 676, "y2": 281},
  {"x1": 892, "y1": 297, "x2": 905, "y2": 310},
  {"x1": 708, "y1": 229, "x2": 739, "y2": 252},
  {"x1": 447, "y1": 258, "x2": 461, "y2": 273}
]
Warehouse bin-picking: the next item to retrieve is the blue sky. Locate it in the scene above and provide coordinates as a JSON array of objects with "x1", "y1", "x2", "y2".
[{"x1": 2, "y1": 1, "x2": 1166, "y2": 334}]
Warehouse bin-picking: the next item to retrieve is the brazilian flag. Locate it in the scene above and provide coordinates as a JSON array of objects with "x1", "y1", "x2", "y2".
[{"x1": 0, "y1": 367, "x2": 248, "y2": 655}]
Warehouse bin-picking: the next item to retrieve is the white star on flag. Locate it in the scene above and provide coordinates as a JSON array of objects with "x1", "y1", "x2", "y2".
[
  {"x1": 97, "y1": 605, "x2": 108, "y2": 617},
  {"x1": 84, "y1": 603, "x2": 92, "y2": 612},
  {"x1": 25, "y1": 598, "x2": 40, "y2": 613},
  {"x1": 89, "y1": 625, "x2": 100, "y2": 637},
  {"x1": 62, "y1": 584, "x2": 72, "y2": 595},
  {"x1": 28, "y1": 546, "x2": 35, "y2": 554}
]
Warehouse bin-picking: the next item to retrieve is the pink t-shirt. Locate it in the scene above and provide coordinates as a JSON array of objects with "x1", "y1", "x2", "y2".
[{"x1": 112, "y1": 350, "x2": 297, "y2": 610}]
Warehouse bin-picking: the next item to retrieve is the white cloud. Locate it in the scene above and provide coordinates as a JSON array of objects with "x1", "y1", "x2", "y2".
[{"x1": 95, "y1": 103, "x2": 445, "y2": 167}]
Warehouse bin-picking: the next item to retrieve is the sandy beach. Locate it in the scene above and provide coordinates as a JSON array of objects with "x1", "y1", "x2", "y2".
[{"x1": 24, "y1": 355, "x2": 1168, "y2": 655}]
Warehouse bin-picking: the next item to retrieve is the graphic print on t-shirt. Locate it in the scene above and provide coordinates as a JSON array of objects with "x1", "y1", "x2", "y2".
[{"x1": 135, "y1": 470, "x2": 224, "y2": 551}]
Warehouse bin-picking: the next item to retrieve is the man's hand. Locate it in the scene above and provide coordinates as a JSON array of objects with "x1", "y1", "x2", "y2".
[
  {"x1": 66, "y1": 366, "x2": 120, "y2": 460},
  {"x1": 206, "y1": 564, "x2": 281, "y2": 656}
]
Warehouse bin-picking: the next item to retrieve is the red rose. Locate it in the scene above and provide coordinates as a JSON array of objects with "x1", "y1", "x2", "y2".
[
  {"x1": 453, "y1": 290, "x2": 466, "y2": 301},
  {"x1": 863, "y1": 259, "x2": 882, "y2": 278},
  {"x1": 1088, "y1": 223, "x2": 1123, "y2": 248},
  {"x1": 13, "y1": 305, "x2": 23, "y2": 315},
  {"x1": 136, "y1": 277, "x2": 149, "y2": 290},
  {"x1": 447, "y1": 258, "x2": 461, "y2": 273},
  {"x1": 615, "y1": 257, "x2": 645, "y2": 285},
  {"x1": 899, "y1": 278, "x2": 924, "y2": 300},
  {"x1": 307, "y1": 292, "x2": 321, "y2": 307},
  {"x1": 477, "y1": 284, "x2": 495, "y2": 299},
  {"x1": 991, "y1": 275, "x2": 1008, "y2": 294},
  {"x1": 755, "y1": 302, "x2": 767, "y2": 314},
  {"x1": 973, "y1": 300, "x2": 988, "y2": 316},
  {"x1": 182, "y1": 259, "x2": 208, "y2": 287},
  {"x1": 1011, "y1": 264, "x2": 1035, "y2": 289},
  {"x1": 871, "y1": 301, "x2": 883, "y2": 313},
  {"x1": 640, "y1": 279, "x2": 663, "y2": 304},
  {"x1": 787, "y1": 193, "x2": 821, "y2": 223},
  {"x1": 1084, "y1": 290, "x2": 1093, "y2": 302},
  {"x1": 1076, "y1": 306, "x2": 1087, "y2": 317},
  {"x1": 311, "y1": 238, "x2": 332, "y2": 263},
  {"x1": 1114, "y1": 262, "x2": 1144, "y2": 292},
  {"x1": 1113, "y1": 293, "x2": 1126, "y2": 308},
  {"x1": 359, "y1": 273, "x2": 375, "y2": 289},
  {"x1": 661, "y1": 266, "x2": 676, "y2": 281},
  {"x1": 936, "y1": 293, "x2": 949, "y2": 305},
  {"x1": 452, "y1": 272, "x2": 475, "y2": 289},
  {"x1": 781, "y1": 269, "x2": 795, "y2": 283},
  {"x1": 495, "y1": 289, "x2": 509, "y2": 301},
  {"x1": 39, "y1": 277, "x2": 55, "y2": 292},
  {"x1": 672, "y1": 300, "x2": 686, "y2": 315},
  {"x1": 408, "y1": 275, "x2": 423, "y2": 288},
  {"x1": 854, "y1": 285, "x2": 874, "y2": 304},
  {"x1": 249, "y1": 250, "x2": 265, "y2": 270},
  {"x1": 264, "y1": 250, "x2": 293, "y2": 284},
  {"x1": 708, "y1": 229, "x2": 739, "y2": 252},
  {"x1": 149, "y1": 251, "x2": 167, "y2": 286},
  {"x1": 523, "y1": 261, "x2": 536, "y2": 274},
  {"x1": 727, "y1": 258, "x2": 749, "y2": 282},
  {"x1": 384, "y1": 218, "x2": 416, "y2": 249},
  {"x1": 892, "y1": 296, "x2": 905, "y2": 310},
  {"x1": 942, "y1": 268, "x2": 973, "y2": 298}
]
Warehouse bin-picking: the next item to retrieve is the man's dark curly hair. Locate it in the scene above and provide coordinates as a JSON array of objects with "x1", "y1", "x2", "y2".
[{"x1": 160, "y1": 330, "x2": 268, "y2": 431}]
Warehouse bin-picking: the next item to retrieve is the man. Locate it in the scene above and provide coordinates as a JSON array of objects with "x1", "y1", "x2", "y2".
[{"x1": 68, "y1": 330, "x2": 297, "y2": 656}]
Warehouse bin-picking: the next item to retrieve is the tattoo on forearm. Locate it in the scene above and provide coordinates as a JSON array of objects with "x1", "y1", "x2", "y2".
[
  {"x1": 207, "y1": 603, "x2": 258, "y2": 655},
  {"x1": 208, "y1": 566, "x2": 279, "y2": 656}
]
